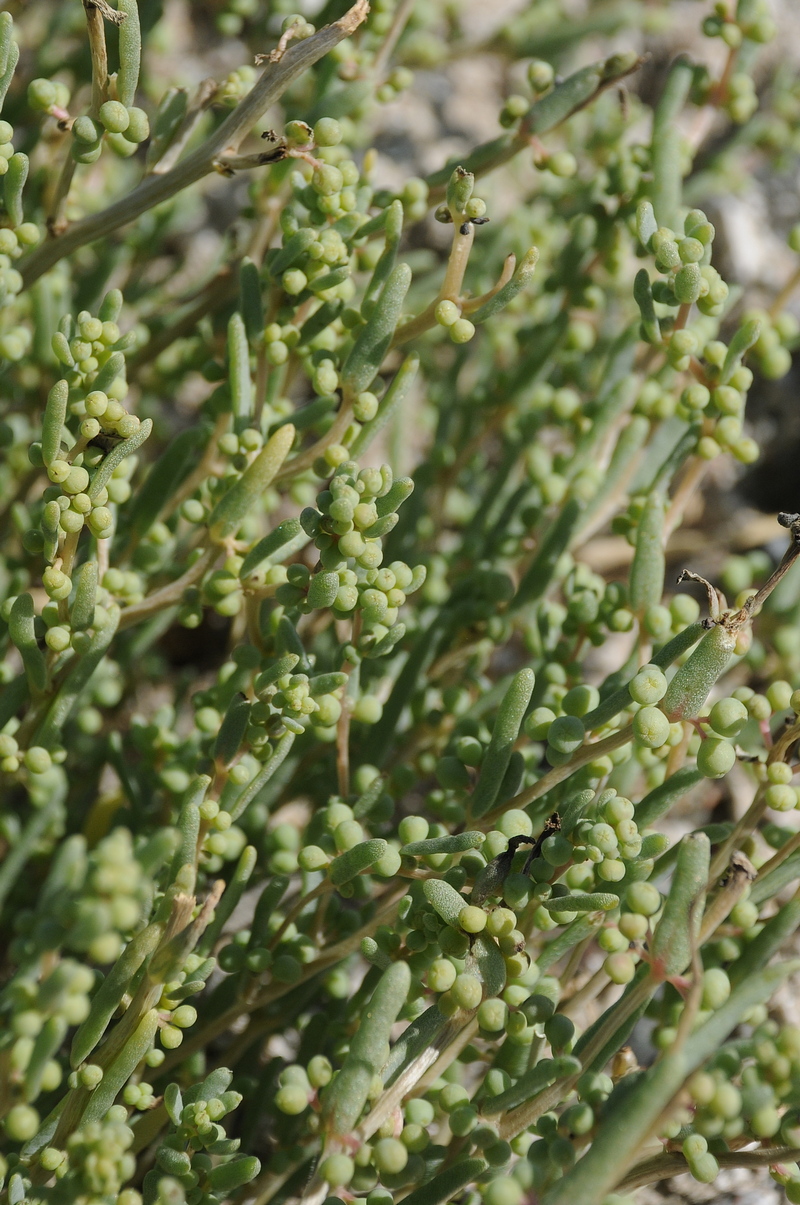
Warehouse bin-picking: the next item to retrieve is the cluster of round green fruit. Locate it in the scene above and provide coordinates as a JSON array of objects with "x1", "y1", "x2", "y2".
[
  {"x1": 288, "y1": 141, "x2": 365, "y2": 226},
  {"x1": 145, "y1": 1070, "x2": 260, "y2": 1203},
  {"x1": 28, "y1": 302, "x2": 141, "y2": 550},
  {"x1": 650, "y1": 1020, "x2": 800, "y2": 1188},
  {"x1": 295, "y1": 459, "x2": 426, "y2": 657},
  {"x1": 73, "y1": 101, "x2": 149, "y2": 162},
  {"x1": 252, "y1": 655, "x2": 348, "y2": 738},
  {"x1": 0, "y1": 958, "x2": 96, "y2": 1123},
  {"x1": 28, "y1": 78, "x2": 150, "y2": 159},
  {"x1": 0, "y1": 735, "x2": 56, "y2": 778},
  {"x1": 433, "y1": 296, "x2": 479, "y2": 345},
  {"x1": 196, "y1": 554, "x2": 248, "y2": 620},
  {"x1": 37, "y1": 444, "x2": 132, "y2": 549},
  {"x1": 299, "y1": 795, "x2": 401, "y2": 881},
  {"x1": 0, "y1": 122, "x2": 40, "y2": 361},
  {"x1": 742, "y1": 304, "x2": 799, "y2": 381},
  {"x1": 16, "y1": 828, "x2": 147, "y2": 967},
  {"x1": 216, "y1": 63, "x2": 258, "y2": 108},
  {"x1": 645, "y1": 209, "x2": 724, "y2": 314},
  {"x1": 51, "y1": 295, "x2": 131, "y2": 390},
  {"x1": 38, "y1": 1111, "x2": 138, "y2": 1202},
  {"x1": 214, "y1": 0, "x2": 259, "y2": 37},
  {"x1": 697, "y1": 0, "x2": 775, "y2": 122}
]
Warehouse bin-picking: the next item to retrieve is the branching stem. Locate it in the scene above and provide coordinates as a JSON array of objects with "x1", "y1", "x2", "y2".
[{"x1": 20, "y1": 1, "x2": 369, "y2": 287}]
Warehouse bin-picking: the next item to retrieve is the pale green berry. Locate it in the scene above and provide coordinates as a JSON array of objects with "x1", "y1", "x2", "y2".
[
  {"x1": 765, "y1": 784, "x2": 797, "y2": 812},
  {"x1": 99, "y1": 100, "x2": 130, "y2": 133},
  {"x1": 486, "y1": 908, "x2": 516, "y2": 937},
  {"x1": 24, "y1": 746, "x2": 52, "y2": 774},
  {"x1": 483, "y1": 1176, "x2": 524, "y2": 1205},
  {"x1": 633, "y1": 705, "x2": 670, "y2": 749},
  {"x1": 372, "y1": 1137, "x2": 408, "y2": 1174},
  {"x1": 427, "y1": 959, "x2": 457, "y2": 993},
  {"x1": 708, "y1": 697, "x2": 748, "y2": 738},
  {"x1": 451, "y1": 973, "x2": 482, "y2": 1010},
  {"x1": 697, "y1": 737, "x2": 736, "y2": 778},
  {"x1": 283, "y1": 269, "x2": 307, "y2": 295},
  {"x1": 276, "y1": 1085, "x2": 309, "y2": 1114},
  {"x1": 547, "y1": 151, "x2": 577, "y2": 177},
  {"x1": 701, "y1": 967, "x2": 731, "y2": 1010},
  {"x1": 321, "y1": 1154, "x2": 355, "y2": 1186},
  {"x1": 478, "y1": 998, "x2": 508, "y2": 1031},
  {"x1": 125, "y1": 107, "x2": 150, "y2": 142},
  {"x1": 28, "y1": 78, "x2": 58, "y2": 111},
  {"x1": 313, "y1": 117, "x2": 343, "y2": 146},
  {"x1": 459, "y1": 905, "x2": 487, "y2": 933},
  {"x1": 768, "y1": 760, "x2": 793, "y2": 784},
  {"x1": 353, "y1": 391, "x2": 379, "y2": 421},
  {"x1": 629, "y1": 666, "x2": 668, "y2": 705},
  {"x1": 604, "y1": 952, "x2": 636, "y2": 984},
  {"x1": 4, "y1": 1103, "x2": 40, "y2": 1141},
  {"x1": 626, "y1": 882, "x2": 660, "y2": 916},
  {"x1": 435, "y1": 299, "x2": 460, "y2": 327},
  {"x1": 353, "y1": 695, "x2": 383, "y2": 723},
  {"x1": 450, "y1": 318, "x2": 475, "y2": 343},
  {"x1": 45, "y1": 626, "x2": 72, "y2": 652}
]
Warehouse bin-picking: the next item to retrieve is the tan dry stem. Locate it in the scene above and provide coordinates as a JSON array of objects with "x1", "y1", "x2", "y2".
[{"x1": 393, "y1": 221, "x2": 476, "y2": 346}]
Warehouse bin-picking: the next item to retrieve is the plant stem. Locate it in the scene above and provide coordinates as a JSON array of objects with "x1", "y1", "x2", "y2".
[
  {"x1": 47, "y1": 156, "x2": 77, "y2": 238},
  {"x1": 154, "y1": 884, "x2": 407, "y2": 1075},
  {"x1": 117, "y1": 545, "x2": 217, "y2": 631},
  {"x1": 268, "y1": 881, "x2": 331, "y2": 950},
  {"x1": 48, "y1": 0, "x2": 113, "y2": 234},
  {"x1": 371, "y1": 0, "x2": 417, "y2": 79},
  {"x1": 754, "y1": 828, "x2": 800, "y2": 885},
  {"x1": 619, "y1": 1144, "x2": 800, "y2": 1191},
  {"x1": 0, "y1": 796, "x2": 63, "y2": 913},
  {"x1": 711, "y1": 720, "x2": 800, "y2": 878},
  {"x1": 769, "y1": 261, "x2": 800, "y2": 319},
  {"x1": 83, "y1": 0, "x2": 111, "y2": 117},
  {"x1": 708, "y1": 784, "x2": 766, "y2": 882},
  {"x1": 480, "y1": 723, "x2": 635, "y2": 827},
  {"x1": 275, "y1": 399, "x2": 354, "y2": 481},
  {"x1": 19, "y1": 1, "x2": 369, "y2": 288},
  {"x1": 393, "y1": 222, "x2": 475, "y2": 346},
  {"x1": 664, "y1": 455, "x2": 707, "y2": 539},
  {"x1": 148, "y1": 77, "x2": 218, "y2": 176}
]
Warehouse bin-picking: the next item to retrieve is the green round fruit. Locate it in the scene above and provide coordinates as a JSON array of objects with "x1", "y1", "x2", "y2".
[
  {"x1": 696, "y1": 737, "x2": 736, "y2": 779},
  {"x1": 632, "y1": 705, "x2": 670, "y2": 749}
]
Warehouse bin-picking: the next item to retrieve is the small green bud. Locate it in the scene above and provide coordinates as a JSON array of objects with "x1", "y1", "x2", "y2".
[
  {"x1": 674, "y1": 263, "x2": 703, "y2": 304},
  {"x1": 125, "y1": 107, "x2": 150, "y2": 142},
  {"x1": 435, "y1": 300, "x2": 460, "y2": 327},
  {"x1": 450, "y1": 318, "x2": 475, "y2": 343},
  {"x1": 320, "y1": 1154, "x2": 355, "y2": 1186},
  {"x1": 314, "y1": 118, "x2": 343, "y2": 146},
  {"x1": 459, "y1": 905, "x2": 487, "y2": 933},
  {"x1": 633, "y1": 706, "x2": 670, "y2": 749},
  {"x1": 28, "y1": 78, "x2": 58, "y2": 112},
  {"x1": 547, "y1": 151, "x2": 577, "y2": 177},
  {"x1": 708, "y1": 696, "x2": 748, "y2": 737},
  {"x1": 99, "y1": 101, "x2": 130, "y2": 133},
  {"x1": 604, "y1": 952, "x2": 636, "y2": 984},
  {"x1": 696, "y1": 737, "x2": 736, "y2": 778},
  {"x1": 72, "y1": 115, "x2": 100, "y2": 144},
  {"x1": 528, "y1": 60, "x2": 555, "y2": 91}
]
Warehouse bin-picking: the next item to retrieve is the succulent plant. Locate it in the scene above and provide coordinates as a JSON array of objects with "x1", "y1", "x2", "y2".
[{"x1": 2, "y1": 1, "x2": 800, "y2": 1204}]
